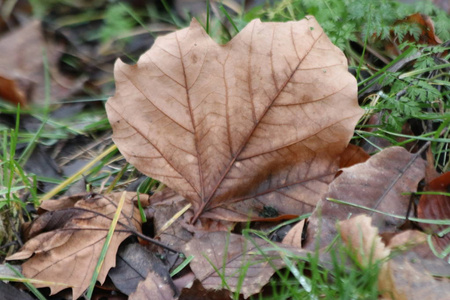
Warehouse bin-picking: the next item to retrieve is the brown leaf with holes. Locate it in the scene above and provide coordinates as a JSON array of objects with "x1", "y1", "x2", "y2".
[
  {"x1": 182, "y1": 231, "x2": 310, "y2": 298},
  {"x1": 106, "y1": 17, "x2": 363, "y2": 222},
  {"x1": 6, "y1": 192, "x2": 145, "y2": 299},
  {"x1": 304, "y1": 147, "x2": 426, "y2": 250}
]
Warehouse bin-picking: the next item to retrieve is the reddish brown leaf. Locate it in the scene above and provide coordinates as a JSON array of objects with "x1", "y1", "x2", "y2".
[
  {"x1": 338, "y1": 144, "x2": 370, "y2": 169},
  {"x1": 0, "y1": 21, "x2": 84, "y2": 106},
  {"x1": 395, "y1": 13, "x2": 442, "y2": 45},
  {"x1": 106, "y1": 17, "x2": 363, "y2": 222},
  {"x1": 417, "y1": 172, "x2": 450, "y2": 255},
  {"x1": 182, "y1": 231, "x2": 310, "y2": 298},
  {"x1": 6, "y1": 192, "x2": 145, "y2": 299},
  {"x1": 304, "y1": 147, "x2": 426, "y2": 249}
]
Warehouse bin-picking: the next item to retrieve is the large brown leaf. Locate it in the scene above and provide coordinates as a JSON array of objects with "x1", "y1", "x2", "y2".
[
  {"x1": 6, "y1": 192, "x2": 144, "y2": 299},
  {"x1": 106, "y1": 17, "x2": 363, "y2": 222}
]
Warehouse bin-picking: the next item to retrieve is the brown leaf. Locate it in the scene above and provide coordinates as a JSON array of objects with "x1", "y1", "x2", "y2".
[
  {"x1": 182, "y1": 231, "x2": 310, "y2": 298},
  {"x1": 6, "y1": 192, "x2": 145, "y2": 299},
  {"x1": 339, "y1": 215, "x2": 392, "y2": 296},
  {"x1": 417, "y1": 171, "x2": 450, "y2": 256},
  {"x1": 281, "y1": 219, "x2": 306, "y2": 248},
  {"x1": 339, "y1": 215, "x2": 390, "y2": 266},
  {"x1": 129, "y1": 270, "x2": 177, "y2": 300},
  {"x1": 386, "y1": 256, "x2": 450, "y2": 300},
  {"x1": 338, "y1": 144, "x2": 370, "y2": 170},
  {"x1": 106, "y1": 17, "x2": 363, "y2": 222},
  {"x1": 304, "y1": 146, "x2": 426, "y2": 249},
  {"x1": 388, "y1": 230, "x2": 450, "y2": 277},
  {"x1": 151, "y1": 196, "x2": 193, "y2": 251},
  {"x1": 0, "y1": 21, "x2": 84, "y2": 106},
  {"x1": 339, "y1": 215, "x2": 450, "y2": 299}
]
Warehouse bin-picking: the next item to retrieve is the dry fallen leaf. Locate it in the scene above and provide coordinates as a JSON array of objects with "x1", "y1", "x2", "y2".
[
  {"x1": 106, "y1": 16, "x2": 363, "y2": 222},
  {"x1": 417, "y1": 171, "x2": 450, "y2": 256},
  {"x1": 0, "y1": 21, "x2": 84, "y2": 106},
  {"x1": 339, "y1": 215, "x2": 392, "y2": 295},
  {"x1": 339, "y1": 215, "x2": 390, "y2": 263},
  {"x1": 304, "y1": 146, "x2": 426, "y2": 249},
  {"x1": 339, "y1": 215, "x2": 450, "y2": 299},
  {"x1": 7, "y1": 192, "x2": 145, "y2": 299},
  {"x1": 282, "y1": 219, "x2": 306, "y2": 248},
  {"x1": 338, "y1": 144, "x2": 370, "y2": 170},
  {"x1": 129, "y1": 270, "x2": 177, "y2": 300},
  {"x1": 182, "y1": 231, "x2": 310, "y2": 299}
]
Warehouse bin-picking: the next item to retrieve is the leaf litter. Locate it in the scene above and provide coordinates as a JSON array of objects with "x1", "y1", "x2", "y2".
[{"x1": 5, "y1": 14, "x2": 449, "y2": 300}]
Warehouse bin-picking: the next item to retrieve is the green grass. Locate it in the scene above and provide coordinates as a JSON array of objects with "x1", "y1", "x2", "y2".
[{"x1": 0, "y1": 0, "x2": 448, "y2": 298}]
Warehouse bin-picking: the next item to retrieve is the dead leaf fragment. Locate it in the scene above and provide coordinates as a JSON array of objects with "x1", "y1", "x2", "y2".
[
  {"x1": 7, "y1": 192, "x2": 145, "y2": 299},
  {"x1": 339, "y1": 215, "x2": 392, "y2": 296},
  {"x1": 182, "y1": 231, "x2": 310, "y2": 299},
  {"x1": 281, "y1": 219, "x2": 305, "y2": 248},
  {"x1": 338, "y1": 144, "x2": 370, "y2": 170},
  {"x1": 304, "y1": 146, "x2": 426, "y2": 249},
  {"x1": 107, "y1": 16, "x2": 363, "y2": 222}
]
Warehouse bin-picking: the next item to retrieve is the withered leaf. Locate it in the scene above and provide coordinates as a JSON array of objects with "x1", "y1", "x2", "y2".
[
  {"x1": 304, "y1": 147, "x2": 426, "y2": 249},
  {"x1": 129, "y1": 270, "x2": 177, "y2": 300},
  {"x1": 106, "y1": 17, "x2": 363, "y2": 222},
  {"x1": 339, "y1": 215, "x2": 392, "y2": 297},
  {"x1": 338, "y1": 144, "x2": 370, "y2": 170},
  {"x1": 282, "y1": 219, "x2": 306, "y2": 248},
  {"x1": 417, "y1": 171, "x2": 450, "y2": 255},
  {"x1": 7, "y1": 192, "x2": 145, "y2": 299},
  {"x1": 341, "y1": 216, "x2": 450, "y2": 300},
  {"x1": 339, "y1": 215, "x2": 390, "y2": 266},
  {"x1": 182, "y1": 231, "x2": 310, "y2": 298}
]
